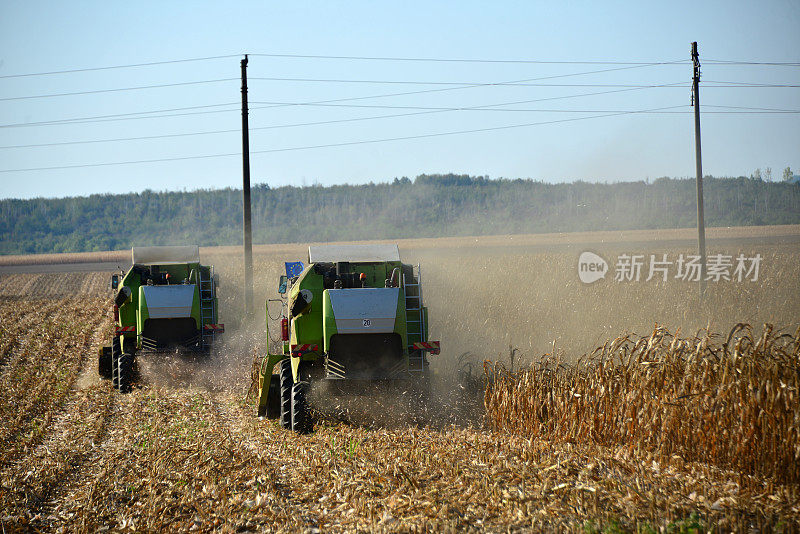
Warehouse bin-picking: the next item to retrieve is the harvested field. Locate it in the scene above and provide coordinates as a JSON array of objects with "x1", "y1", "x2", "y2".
[
  {"x1": 0, "y1": 230, "x2": 798, "y2": 532},
  {"x1": 0, "y1": 272, "x2": 109, "y2": 299}
]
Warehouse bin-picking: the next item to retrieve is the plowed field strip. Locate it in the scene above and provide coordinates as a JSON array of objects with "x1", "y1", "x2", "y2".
[{"x1": 0, "y1": 298, "x2": 105, "y2": 468}]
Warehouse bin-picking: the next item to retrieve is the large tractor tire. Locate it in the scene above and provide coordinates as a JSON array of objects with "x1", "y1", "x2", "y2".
[
  {"x1": 279, "y1": 359, "x2": 293, "y2": 429},
  {"x1": 117, "y1": 352, "x2": 133, "y2": 393},
  {"x1": 98, "y1": 346, "x2": 112, "y2": 379},
  {"x1": 291, "y1": 381, "x2": 312, "y2": 434},
  {"x1": 111, "y1": 337, "x2": 121, "y2": 388}
]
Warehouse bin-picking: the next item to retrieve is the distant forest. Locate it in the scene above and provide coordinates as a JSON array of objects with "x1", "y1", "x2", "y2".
[{"x1": 1, "y1": 174, "x2": 799, "y2": 255}]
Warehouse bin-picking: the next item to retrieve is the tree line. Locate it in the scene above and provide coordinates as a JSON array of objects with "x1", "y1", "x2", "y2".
[{"x1": 1, "y1": 174, "x2": 798, "y2": 255}]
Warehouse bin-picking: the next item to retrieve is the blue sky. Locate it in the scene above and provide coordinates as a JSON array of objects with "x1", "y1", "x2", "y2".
[{"x1": 1, "y1": 1, "x2": 798, "y2": 199}]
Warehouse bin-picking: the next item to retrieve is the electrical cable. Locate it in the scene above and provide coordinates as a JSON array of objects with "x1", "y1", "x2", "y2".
[
  {"x1": 0, "y1": 55, "x2": 243, "y2": 79},
  {"x1": 249, "y1": 61, "x2": 685, "y2": 87},
  {"x1": 0, "y1": 84, "x2": 684, "y2": 140},
  {"x1": 0, "y1": 105, "x2": 685, "y2": 172},
  {"x1": 0, "y1": 83, "x2": 674, "y2": 129},
  {"x1": 0, "y1": 53, "x2": 793, "y2": 81},
  {"x1": 701, "y1": 104, "x2": 800, "y2": 112},
  {"x1": 250, "y1": 79, "x2": 686, "y2": 110},
  {"x1": 0, "y1": 78, "x2": 238, "y2": 102},
  {"x1": 249, "y1": 52, "x2": 687, "y2": 65},
  {"x1": 0, "y1": 80, "x2": 688, "y2": 129},
  {"x1": 248, "y1": 63, "x2": 687, "y2": 108},
  {"x1": 0, "y1": 103, "x2": 240, "y2": 129},
  {"x1": 704, "y1": 59, "x2": 800, "y2": 66},
  {"x1": 702, "y1": 80, "x2": 800, "y2": 87},
  {"x1": 1, "y1": 105, "x2": 241, "y2": 129},
  {"x1": 4, "y1": 106, "x2": 797, "y2": 150},
  {"x1": 251, "y1": 78, "x2": 685, "y2": 88},
  {"x1": 0, "y1": 128, "x2": 240, "y2": 149}
]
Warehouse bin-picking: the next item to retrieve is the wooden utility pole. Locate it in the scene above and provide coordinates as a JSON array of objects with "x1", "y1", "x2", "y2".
[
  {"x1": 691, "y1": 42, "x2": 707, "y2": 298},
  {"x1": 241, "y1": 54, "x2": 254, "y2": 315}
]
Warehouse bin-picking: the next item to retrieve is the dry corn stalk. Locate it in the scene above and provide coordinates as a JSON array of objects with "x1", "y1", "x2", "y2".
[{"x1": 485, "y1": 324, "x2": 800, "y2": 484}]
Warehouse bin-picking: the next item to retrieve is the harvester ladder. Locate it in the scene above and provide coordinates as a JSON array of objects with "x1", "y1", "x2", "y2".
[
  {"x1": 199, "y1": 266, "x2": 216, "y2": 349},
  {"x1": 403, "y1": 264, "x2": 425, "y2": 373}
]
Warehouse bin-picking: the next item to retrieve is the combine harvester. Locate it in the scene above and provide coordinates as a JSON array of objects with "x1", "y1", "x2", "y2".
[
  {"x1": 256, "y1": 243, "x2": 440, "y2": 433},
  {"x1": 98, "y1": 246, "x2": 224, "y2": 392}
]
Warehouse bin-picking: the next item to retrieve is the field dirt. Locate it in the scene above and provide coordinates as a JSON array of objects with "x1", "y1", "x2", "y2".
[{"x1": 1, "y1": 231, "x2": 799, "y2": 532}]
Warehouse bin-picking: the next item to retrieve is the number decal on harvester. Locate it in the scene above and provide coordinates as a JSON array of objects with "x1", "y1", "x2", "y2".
[{"x1": 363, "y1": 319, "x2": 371, "y2": 327}]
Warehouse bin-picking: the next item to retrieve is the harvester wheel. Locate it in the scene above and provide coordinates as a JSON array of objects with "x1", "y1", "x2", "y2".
[
  {"x1": 117, "y1": 352, "x2": 133, "y2": 393},
  {"x1": 111, "y1": 337, "x2": 121, "y2": 388},
  {"x1": 291, "y1": 381, "x2": 312, "y2": 434},
  {"x1": 98, "y1": 346, "x2": 112, "y2": 379},
  {"x1": 279, "y1": 359, "x2": 292, "y2": 429}
]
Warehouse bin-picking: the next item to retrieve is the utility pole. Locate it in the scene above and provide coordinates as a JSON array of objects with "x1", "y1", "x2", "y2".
[
  {"x1": 691, "y1": 42, "x2": 706, "y2": 299},
  {"x1": 241, "y1": 54, "x2": 254, "y2": 315}
]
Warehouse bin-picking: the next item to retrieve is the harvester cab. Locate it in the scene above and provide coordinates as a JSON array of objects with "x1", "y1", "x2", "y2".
[
  {"x1": 98, "y1": 245, "x2": 224, "y2": 392},
  {"x1": 257, "y1": 243, "x2": 440, "y2": 433}
]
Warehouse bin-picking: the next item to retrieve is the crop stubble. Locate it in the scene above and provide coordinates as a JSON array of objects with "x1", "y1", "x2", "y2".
[{"x1": 0, "y1": 232, "x2": 798, "y2": 531}]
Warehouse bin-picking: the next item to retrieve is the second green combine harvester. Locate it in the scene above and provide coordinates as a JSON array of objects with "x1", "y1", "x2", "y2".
[
  {"x1": 257, "y1": 244, "x2": 440, "y2": 433},
  {"x1": 98, "y1": 246, "x2": 224, "y2": 392}
]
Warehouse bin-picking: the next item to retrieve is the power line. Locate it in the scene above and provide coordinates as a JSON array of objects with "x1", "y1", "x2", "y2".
[
  {"x1": 2, "y1": 84, "x2": 664, "y2": 129},
  {"x1": 0, "y1": 103, "x2": 240, "y2": 128},
  {"x1": 5, "y1": 105, "x2": 799, "y2": 150},
  {"x1": 257, "y1": 102, "x2": 798, "y2": 113},
  {"x1": 1, "y1": 53, "x2": 794, "y2": 83},
  {"x1": 1, "y1": 106, "x2": 239, "y2": 129},
  {"x1": 704, "y1": 59, "x2": 800, "y2": 66},
  {"x1": 250, "y1": 75, "x2": 686, "y2": 110},
  {"x1": 0, "y1": 78, "x2": 238, "y2": 102},
  {"x1": 10, "y1": 80, "x2": 794, "y2": 143},
  {"x1": 250, "y1": 76, "x2": 799, "y2": 88},
  {"x1": 251, "y1": 52, "x2": 800, "y2": 66},
  {"x1": 249, "y1": 60, "x2": 685, "y2": 86},
  {"x1": 0, "y1": 76, "x2": 688, "y2": 129},
  {"x1": 251, "y1": 77, "x2": 685, "y2": 88},
  {"x1": 249, "y1": 85, "x2": 688, "y2": 111},
  {"x1": 702, "y1": 104, "x2": 800, "y2": 112},
  {"x1": 703, "y1": 80, "x2": 800, "y2": 88},
  {"x1": 1, "y1": 75, "x2": 791, "y2": 132},
  {"x1": 0, "y1": 53, "x2": 793, "y2": 82},
  {"x1": 0, "y1": 151, "x2": 240, "y2": 172},
  {"x1": 0, "y1": 128, "x2": 239, "y2": 149},
  {"x1": 0, "y1": 84, "x2": 680, "y2": 135},
  {"x1": 0, "y1": 62, "x2": 678, "y2": 104},
  {"x1": 249, "y1": 52, "x2": 686, "y2": 65},
  {"x1": 0, "y1": 55, "x2": 242, "y2": 79},
  {"x1": 0, "y1": 105, "x2": 690, "y2": 172}
]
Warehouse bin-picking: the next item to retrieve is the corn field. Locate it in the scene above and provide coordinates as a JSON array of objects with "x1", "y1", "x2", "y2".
[
  {"x1": 1, "y1": 227, "x2": 799, "y2": 531},
  {"x1": 485, "y1": 324, "x2": 800, "y2": 485}
]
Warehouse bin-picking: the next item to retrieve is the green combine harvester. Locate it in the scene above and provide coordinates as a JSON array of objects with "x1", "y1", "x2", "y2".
[
  {"x1": 256, "y1": 244, "x2": 440, "y2": 433},
  {"x1": 98, "y1": 246, "x2": 224, "y2": 392}
]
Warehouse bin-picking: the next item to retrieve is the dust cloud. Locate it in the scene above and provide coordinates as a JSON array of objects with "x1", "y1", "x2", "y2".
[{"x1": 141, "y1": 230, "x2": 799, "y2": 417}]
